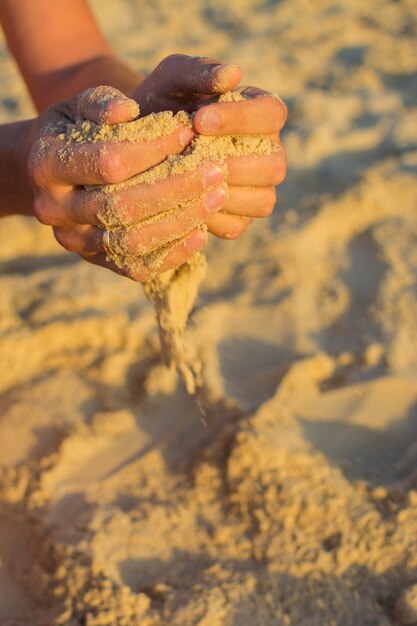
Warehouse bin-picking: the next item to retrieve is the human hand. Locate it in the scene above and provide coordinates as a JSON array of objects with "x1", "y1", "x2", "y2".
[
  {"x1": 132, "y1": 55, "x2": 287, "y2": 240},
  {"x1": 194, "y1": 86, "x2": 287, "y2": 239},
  {"x1": 28, "y1": 86, "x2": 227, "y2": 281}
]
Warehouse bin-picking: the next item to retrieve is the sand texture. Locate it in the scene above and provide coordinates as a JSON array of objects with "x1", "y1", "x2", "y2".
[
  {"x1": 1, "y1": 0, "x2": 417, "y2": 624},
  {"x1": 143, "y1": 252, "x2": 208, "y2": 395}
]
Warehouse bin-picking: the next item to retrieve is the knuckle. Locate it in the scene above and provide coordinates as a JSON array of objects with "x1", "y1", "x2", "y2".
[
  {"x1": 28, "y1": 134, "x2": 59, "y2": 188},
  {"x1": 77, "y1": 87, "x2": 99, "y2": 116},
  {"x1": 78, "y1": 87, "x2": 96, "y2": 107},
  {"x1": 53, "y1": 227, "x2": 72, "y2": 251},
  {"x1": 32, "y1": 195, "x2": 53, "y2": 225},
  {"x1": 159, "y1": 53, "x2": 184, "y2": 70},
  {"x1": 97, "y1": 148, "x2": 127, "y2": 184}
]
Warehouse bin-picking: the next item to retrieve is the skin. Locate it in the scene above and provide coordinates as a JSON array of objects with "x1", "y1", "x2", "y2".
[{"x1": 0, "y1": 0, "x2": 287, "y2": 281}]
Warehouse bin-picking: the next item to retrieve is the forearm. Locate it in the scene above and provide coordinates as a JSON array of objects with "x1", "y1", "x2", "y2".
[
  {"x1": 0, "y1": 0, "x2": 141, "y2": 112},
  {"x1": 34, "y1": 55, "x2": 141, "y2": 110},
  {"x1": 0, "y1": 120, "x2": 33, "y2": 218}
]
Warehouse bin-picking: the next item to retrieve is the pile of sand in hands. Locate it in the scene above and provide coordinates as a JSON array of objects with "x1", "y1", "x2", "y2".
[{"x1": 65, "y1": 92, "x2": 278, "y2": 395}]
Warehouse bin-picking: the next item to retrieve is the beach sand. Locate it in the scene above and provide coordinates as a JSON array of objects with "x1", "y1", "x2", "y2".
[{"x1": 1, "y1": 0, "x2": 417, "y2": 624}]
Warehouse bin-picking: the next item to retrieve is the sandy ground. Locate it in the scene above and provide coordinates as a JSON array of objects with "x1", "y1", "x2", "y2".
[{"x1": 1, "y1": 0, "x2": 417, "y2": 624}]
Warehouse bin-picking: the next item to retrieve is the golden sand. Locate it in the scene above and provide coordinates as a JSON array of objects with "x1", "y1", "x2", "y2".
[{"x1": 1, "y1": 1, "x2": 417, "y2": 624}]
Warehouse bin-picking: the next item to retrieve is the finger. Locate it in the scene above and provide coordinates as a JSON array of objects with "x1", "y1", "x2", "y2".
[
  {"x1": 113, "y1": 187, "x2": 226, "y2": 256},
  {"x1": 207, "y1": 213, "x2": 253, "y2": 239},
  {"x1": 137, "y1": 93, "x2": 215, "y2": 115},
  {"x1": 83, "y1": 228, "x2": 208, "y2": 282},
  {"x1": 226, "y1": 150, "x2": 287, "y2": 186},
  {"x1": 67, "y1": 161, "x2": 225, "y2": 226},
  {"x1": 42, "y1": 124, "x2": 195, "y2": 186},
  {"x1": 222, "y1": 186, "x2": 277, "y2": 218},
  {"x1": 74, "y1": 86, "x2": 140, "y2": 124},
  {"x1": 193, "y1": 95, "x2": 287, "y2": 135},
  {"x1": 53, "y1": 187, "x2": 226, "y2": 256},
  {"x1": 192, "y1": 86, "x2": 272, "y2": 111},
  {"x1": 134, "y1": 55, "x2": 243, "y2": 115},
  {"x1": 53, "y1": 224, "x2": 101, "y2": 255}
]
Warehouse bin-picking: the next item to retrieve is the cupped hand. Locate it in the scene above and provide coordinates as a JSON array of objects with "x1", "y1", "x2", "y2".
[
  {"x1": 131, "y1": 53, "x2": 243, "y2": 116},
  {"x1": 194, "y1": 86, "x2": 287, "y2": 239},
  {"x1": 28, "y1": 85, "x2": 227, "y2": 281},
  {"x1": 132, "y1": 55, "x2": 287, "y2": 240}
]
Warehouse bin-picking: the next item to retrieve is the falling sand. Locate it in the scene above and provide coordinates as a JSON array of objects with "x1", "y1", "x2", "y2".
[{"x1": 64, "y1": 92, "x2": 279, "y2": 394}]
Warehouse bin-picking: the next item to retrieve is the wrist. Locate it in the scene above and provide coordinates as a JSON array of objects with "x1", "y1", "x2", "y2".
[
  {"x1": 0, "y1": 119, "x2": 35, "y2": 218},
  {"x1": 33, "y1": 55, "x2": 143, "y2": 110},
  {"x1": 17, "y1": 119, "x2": 35, "y2": 215}
]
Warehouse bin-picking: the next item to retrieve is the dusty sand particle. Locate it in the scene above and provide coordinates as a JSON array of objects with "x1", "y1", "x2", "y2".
[
  {"x1": 218, "y1": 90, "x2": 246, "y2": 102},
  {"x1": 65, "y1": 109, "x2": 191, "y2": 144}
]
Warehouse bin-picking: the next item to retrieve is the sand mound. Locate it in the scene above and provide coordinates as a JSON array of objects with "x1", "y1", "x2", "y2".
[{"x1": 1, "y1": 0, "x2": 417, "y2": 624}]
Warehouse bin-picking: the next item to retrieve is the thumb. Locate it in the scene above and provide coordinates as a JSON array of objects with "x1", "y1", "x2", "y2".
[
  {"x1": 135, "y1": 54, "x2": 243, "y2": 104},
  {"x1": 74, "y1": 86, "x2": 140, "y2": 124}
]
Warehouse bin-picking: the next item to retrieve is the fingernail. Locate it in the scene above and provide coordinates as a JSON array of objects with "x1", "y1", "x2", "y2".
[
  {"x1": 200, "y1": 109, "x2": 222, "y2": 132},
  {"x1": 109, "y1": 98, "x2": 140, "y2": 121},
  {"x1": 203, "y1": 163, "x2": 224, "y2": 187},
  {"x1": 210, "y1": 63, "x2": 224, "y2": 73},
  {"x1": 179, "y1": 127, "x2": 195, "y2": 148},
  {"x1": 122, "y1": 99, "x2": 140, "y2": 118},
  {"x1": 185, "y1": 230, "x2": 207, "y2": 252},
  {"x1": 206, "y1": 188, "x2": 226, "y2": 213},
  {"x1": 211, "y1": 62, "x2": 240, "y2": 79}
]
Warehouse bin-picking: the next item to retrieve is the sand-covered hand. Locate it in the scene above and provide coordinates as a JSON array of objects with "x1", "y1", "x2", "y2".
[{"x1": 27, "y1": 85, "x2": 218, "y2": 279}]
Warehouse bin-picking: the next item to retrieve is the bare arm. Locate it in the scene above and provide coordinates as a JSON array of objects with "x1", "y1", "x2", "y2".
[
  {"x1": 0, "y1": 120, "x2": 33, "y2": 216},
  {"x1": 0, "y1": 0, "x2": 140, "y2": 111},
  {"x1": 0, "y1": 0, "x2": 143, "y2": 218},
  {"x1": 0, "y1": 2, "x2": 286, "y2": 249}
]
